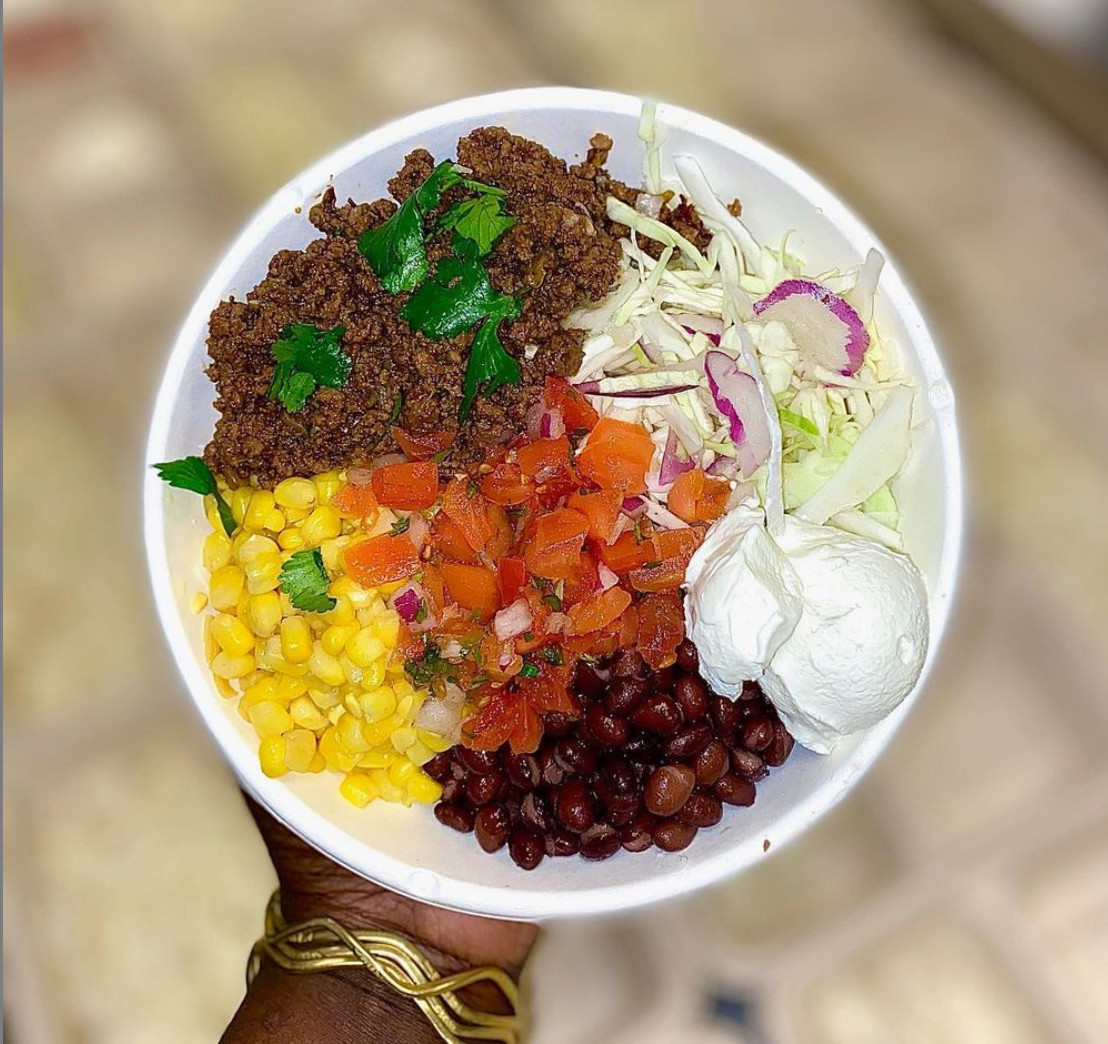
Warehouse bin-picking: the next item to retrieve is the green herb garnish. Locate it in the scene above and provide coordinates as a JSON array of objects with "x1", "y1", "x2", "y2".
[
  {"x1": 268, "y1": 323, "x2": 351, "y2": 413},
  {"x1": 389, "y1": 391, "x2": 404, "y2": 423},
  {"x1": 538, "y1": 646, "x2": 564, "y2": 667},
  {"x1": 643, "y1": 560, "x2": 662, "y2": 569},
  {"x1": 439, "y1": 193, "x2": 517, "y2": 256},
  {"x1": 519, "y1": 662, "x2": 540, "y2": 679},
  {"x1": 390, "y1": 516, "x2": 412, "y2": 536},
  {"x1": 542, "y1": 593, "x2": 563, "y2": 612},
  {"x1": 400, "y1": 247, "x2": 521, "y2": 340},
  {"x1": 358, "y1": 161, "x2": 461, "y2": 293},
  {"x1": 153, "y1": 456, "x2": 235, "y2": 537},
  {"x1": 278, "y1": 548, "x2": 337, "y2": 613},
  {"x1": 460, "y1": 320, "x2": 521, "y2": 422},
  {"x1": 414, "y1": 600, "x2": 428, "y2": 624},
  {"x1": 405, "y1": 641, "x2": 449, "y2": 685}
]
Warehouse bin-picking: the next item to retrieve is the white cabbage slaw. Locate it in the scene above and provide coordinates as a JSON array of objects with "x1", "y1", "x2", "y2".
[{"x1": 566, "y1": 120, "x2": 916, "y2": 551}]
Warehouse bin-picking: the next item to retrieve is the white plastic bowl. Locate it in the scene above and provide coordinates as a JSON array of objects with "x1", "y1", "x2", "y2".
[{"x1": 145, "y1": 88, "x2": 962, "y2": 921}]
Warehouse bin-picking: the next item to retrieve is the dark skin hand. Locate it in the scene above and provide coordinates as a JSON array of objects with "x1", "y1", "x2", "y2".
[{"x1": 222, "y1": 797, "x2": 538, "y2": 1043}]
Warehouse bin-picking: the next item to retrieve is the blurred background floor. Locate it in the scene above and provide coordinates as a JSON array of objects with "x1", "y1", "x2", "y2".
[{"x1": 4, "y1": 0, "x2": 1108, "y2": 1041}]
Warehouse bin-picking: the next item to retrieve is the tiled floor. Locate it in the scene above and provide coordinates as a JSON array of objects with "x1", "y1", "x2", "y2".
[{"x1": 4, "y1": 1, "x2": 1108, "y2": 1041}]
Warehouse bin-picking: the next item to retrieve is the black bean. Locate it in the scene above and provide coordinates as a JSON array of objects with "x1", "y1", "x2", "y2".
[
  {"x1": 579, "y1": 823, "x2": 621, "y2": 861},
  {"x1": 610, "y1": 649, "x2": 647, "y2": 679},
  {"x1": 538, "y1": 746, "x2": 566, "y2": 787},
  {"x1": 572, "y1": 659, "x2": 609, "y2": 699},
  {"x1": 673, "y1": 674, "x2": 709, "y2": 721},
  {"x1": 693, "y1": 740, "x2": 729, "y2": 787},
  {"x1": 676, "y1": 639, "x2": 700, "y2": 673},
  {"x1": 424, "y1": 752, "x2": 454, "y2": 783},
  {"x1": 440, "y1": 777, "x2": 462, "y2": 804},
  {"x1": 542, "y1": 711, "x2": 577, "y2": 738},
  {"x1": 465, "y1": 770, "x2": 503, "y2": 807},
  {"x1": 556, "y1": 779, "x2": 596, "y2": 833},
  {"x1": 653, "y1": 820, "x2": 698, "y2": 852},
  {"x1": 620, "y1": 811, "x2": 657, "y2": 853},
  {"x1": 605, "y1": 675, "x2": 649, "y2": 715},
  {"x1": 740, "y1": 715, "x2": 775, "y2": 752},
  {"x1": 508, "y1": 825, "x2": 545, "y2": 870},
  {"x1": 587, "y1": 704, "x2": 629, "y2": 747},
  {"x1": 601, "y1": 756, "x2": 637, "y2": 795},
  {"x1": 664, "y1": 723, "x2": 713, "y2": 761},
  {"x1": 631, "y1": 694, "x2": 682, "y2": 736},
  {"x1": 520, "y1": 791, "x2": 556, "y2": 832},
  {"x1": 434, "y1": 802, "x2": 474, "y2": 833},
  {"x1": 474, "y1": 804, "x2": 511, "y2": 852},
  {"x1": 504, "y1": 752, "x2": 540, "y2": 790},
  {"x1": 554, "y1": 737, "x2": 598, "y2": 777},
  {"x1": 645, "y1": 764, "x2": 696, "y2": 816},
  {"x1": 458, "y1": 748, "x2": 499, "y2": 775},
  {"x1": 675, "y1": 792, "x2": 723, "y2": 828},
  {"x1": 545, "y1": 829, "x2": 580, "y2": 857},
  {"x1": 651, "y1": 665, "x2": 677, "y2": 693},
  {"x1": 730, "y1": 747, "x2": 767, "y2": 780},
  {"x1": 710, "y1": 694, "x2": 740, "y2": 737},
  {"x1": 714, "y1": 773, "x2": 757, "y2": 806},
  {"x1": 762, "y1": 723, "x2": 795, "y2": 767}
]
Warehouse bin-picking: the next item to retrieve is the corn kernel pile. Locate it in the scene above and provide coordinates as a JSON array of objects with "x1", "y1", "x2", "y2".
[{"x1": 199, "y1": 471, "x2": 446, "y2": 809}]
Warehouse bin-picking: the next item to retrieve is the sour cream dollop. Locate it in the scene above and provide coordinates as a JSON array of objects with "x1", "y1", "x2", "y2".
[{"x1": 684, "y1": 502, "x2": 929, "y2": 753}]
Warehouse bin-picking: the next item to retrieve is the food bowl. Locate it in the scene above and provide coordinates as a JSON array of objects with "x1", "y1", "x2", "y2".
[{"x1": 144, "y1": 87, "x2": 962, "y2": 920}]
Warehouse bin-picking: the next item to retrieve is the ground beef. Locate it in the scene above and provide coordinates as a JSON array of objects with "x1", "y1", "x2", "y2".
[{"x1": 204, "y1": 127, "x2": 708, "y2": 487}]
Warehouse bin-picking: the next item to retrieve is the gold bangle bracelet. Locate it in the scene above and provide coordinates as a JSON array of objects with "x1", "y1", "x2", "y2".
[{"x1": 246, "y1": 891, "x2": 524, "y2": 1044}]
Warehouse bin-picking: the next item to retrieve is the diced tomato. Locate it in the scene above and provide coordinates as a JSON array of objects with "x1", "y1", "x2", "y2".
[
  {"x1": 568, "y1": 587, "x2": 632, "y2": 634},
  {"x1": 331, "y1": 481, "x2": 380, "y2": 523},
  {"x1": 371, "y1": 461, "x2": 439, "y2": 510},
  {"x1": 390, "y1": 427, "x2": 455, "y2": 462},
  {"x1": 485, "y1": 502, "x2": 514, "y2": 560},
  {"x1": 524, "y1": 507, "x2": 590, "y2": 580},
  {"x1": 479, "y1": 462, "x2": 534, "y2": 506},
  {"x1": 430, "y1": 511, "x2": 479, "y2": 564},
  {"x1": 465, "y1": 689, "x2": 543, "y2": 754},
  {"x1": 561, "y1": 548, "x2": 600, "y2": 607},
  {"x1": 441, "y1": 562, "x2": 500, "y2": 620},
  {"x1": 596, "y1": 530, "x2": 653, "y2": 573},
  {"x1": 636, "y1": 592, "x2": 686, "y2": 669},
  {"x1": 627, "y1": 527, "x2": 703, "y2": 591},
  {"x1": 567, "y1": 489, "x2": 622, "y2": 544},
  {"x1": 480, "y1": 631, "x2": 523, "y2": 682},
  {"x1": 517, "y1": 437, "x2": 571, "y2": 482},
  {"x1": 498, "y1": 556, "x2": 527, "y2": 605},
  {"x1": 517, "y1": 661, "x2": 577, "y2": 715},
  {"x1": 667, "y1": 468, "x2": 730, "y2": 524},
  {"x1": 652, "y1": 527, "x2": 703, "y2": 564},
  {"x1": 343, "y1": 534, "x2": 419, "y2": 587},
  {"x1": 544, "y1": 376, "x2": 599, "y2": 432},
  {"x1": 575, "y1": 418, "x2": 655, "y2": 495},
  {"x1": 441, "y1": 476, "x2": 494, "y2": 552}
]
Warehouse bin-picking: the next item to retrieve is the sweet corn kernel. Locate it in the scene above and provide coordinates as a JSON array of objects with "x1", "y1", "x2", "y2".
[
  {"x1": 361, "y1": 658, "x2": 387, "y2": 690},
  {"x1": 322, "y1": 594, "x2": 356, "y2": 627},
  {"x1": 248, "y1": 591, "x2": 283, "y2": 637},
  {"x1": 346, "y1": 628, "x2": 386, "y2": 667},
  {"x1": 388, "y1": 758, "x2": 417, "y2": 787},
  {"x1": 231, "y1": 487, "x2": 253, "y2": 525},
  {"x1": 337, "y1": 714, "x2": 370, "y2": 753},
  {"x1": 211, "y1": 613, "x2": 255, "y2": 657},
  {"x1": 376, "y1": 777, "x2": 406, "y2": 804},
  {"x1": 264, "y1": 508, "x2": 286, "y2": 532},
  {"x1": 405, "y1": 740, "x2": 434, "y2": 767},
  {"x1": 245, "y1": 553, "x2": 282, "y2": 594},
  {"x1": 342, "y1": 692, "x2": 363, "y2": 719},
  {"x1": 278, "y1": 528, "x2": 305, "y2": 551},
  {"x1": 319, "y1": 536, "x2": 351, "y2": 574},
  {"x1": 308, "y1": 644, "x2": 345, "y2": 687},
  {"x1": 249, "y1": 700, "x2": 292, "y2": 738},
  {"x1": 390, "y1": 726, "x2": 417, "y2": 754},
  {"x1": 407, "y1": 774, "x2": 443, "y2": 804},
  {"x1": 359, "y1": 685, "x2": 397, "y2": 723},
  {"x1": 302, "y1": 505, "x2": 342, "y2": 547},
  {"x1": 340, "y1": 773, "x2": 378, "y2": 808},
  {"x1": 321, "y1": 623, "x2": 358, "y2": 657},
  {"x1": 284, "y1": 729, "x2": 316, "y2": 772},
  {"x1": 269, "y1": 653, "x2": 310, "y2": 678},
  {"x1": 276, "y1": 675, "x2": 309, "y2": 702},
  {"x1": 308, "y1": 751, "x2": 326, "y2": 773},
  {"x1": 280, "y1": 617, "x2": 313, "y2": 663},
  {"x1": 211, "y1": 651, "x2": 255, "y2": 679},
  {"x1": 359, "y1": 749, "x2": 395, "y2": 770},
  {"x1": 378, "y1": 579, "x2": 405, "y2": 597},
  {"x1": 237, "y1": 533, "x2": 279, "y2": 563},
  {"x1": 213, "y1": 675, "x2": 238, "y2": 700},
  {"x1": 274, "y1": 477, "x2": 317, "y2": 510},
  {"x1": 318, "y1": 727, "x2": 343, "y2": 770},
  {"x1": 204, "y1": 530, "x2": 233, "y2": 571},
  {"x1": 189, "y1": 592, "x2": 209, "y2": 614},
  {"x1": 284, "y1": 506, "x2": 310, "y2": 524},
  {"x1": 331, "y1": 576, "x2": 373, "y2": 609},
  {"x1": 395, "y1": 693, "x2": 415, "y2": 723},
  {"x1": 374, "y1": 612, "x2": 402, "y2": 648},
  {"x1": 360, "y1": 714, "x2": 401, "y2": 747},
  {"x1": 314, "y1": 471, "x2": 342, "y2": 502},
  {"x1": 289, "y1": 695, "x2": 329, "y2": 731},
  {"x1": 209, "y1": 565, "x2": 246, "y2": 612},
  {"x1": 417, "y1": 729, "x2": 454, "y2": 754},
  {"x1": 327, "y1": 705, "x2": 345, "y2": 726},
  {"x1": 308, "y1": 685, "x2": 341, "y2": 710},
  {"x1": 244, "y1": 490, "x2": 276, "y2": 530},
  {"x1": 241, "y1": 677, "x2": 281, "y2": 712},
  {"x1": 259, "y1": 735, "x2": 287, "y2": 777}
]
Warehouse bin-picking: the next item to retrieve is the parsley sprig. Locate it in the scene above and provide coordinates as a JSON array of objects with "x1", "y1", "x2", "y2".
[
  {"x1": 278, "y1": 548, "x2": 336, "y2": 613},
  {"x1": 153, "y1": 456, "x2": 235, "y2": 536},
  {"x1": 268, "y1": 323, "x2": 351, "y2": 413}
]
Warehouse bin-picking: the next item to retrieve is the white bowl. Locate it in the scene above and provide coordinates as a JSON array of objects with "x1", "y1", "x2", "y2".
[{"x1": 145, "y1": 88, "x2": 962, "y2": 921}]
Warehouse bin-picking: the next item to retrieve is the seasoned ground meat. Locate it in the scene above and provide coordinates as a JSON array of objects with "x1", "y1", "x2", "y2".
[{"x1": 204, "y1": 127, "x2": 709, "y2": 487}]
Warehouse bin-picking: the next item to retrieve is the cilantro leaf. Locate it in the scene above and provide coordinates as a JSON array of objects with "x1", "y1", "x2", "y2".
[
  {"x1": 153, "y1": 456, "x2": 236, "y2": 536},
  {"x1": 268, "y1": 323, "x2": 350, "y2": 413},
  {"x1": 440, "y1": 194, "x2": 517, "y2": 256},
  {"x1": 459, "y1": 176, "x2": 506, "y2": 197},
  {"x1": 519, "y1": 662, "x2": 540, "y2": 679},
  {"x1": 278, "y1": 548, "x2": 337, "y2": 613},
  {"x1": 459, "y1": 319, "x2": 521, "y2": 422},
  {"x1": 400, "y1": 251, "x2": 521, "y2": 340},
  {"x1": 389, "y1": 516, "x2": 411, "y2": 536},
  {"x1": 359, "y1": 161, "x2": 460, "y2": 293}
]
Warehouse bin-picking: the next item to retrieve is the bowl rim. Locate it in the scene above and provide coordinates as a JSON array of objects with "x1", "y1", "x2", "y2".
[{"x1": 144, "y1": 86, "x2": 963, "y2": 920}]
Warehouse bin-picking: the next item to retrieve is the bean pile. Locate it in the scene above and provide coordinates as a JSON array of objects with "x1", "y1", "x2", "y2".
[{"x1": 427, "y1": 641, "x2": 794, "y2": 870}]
